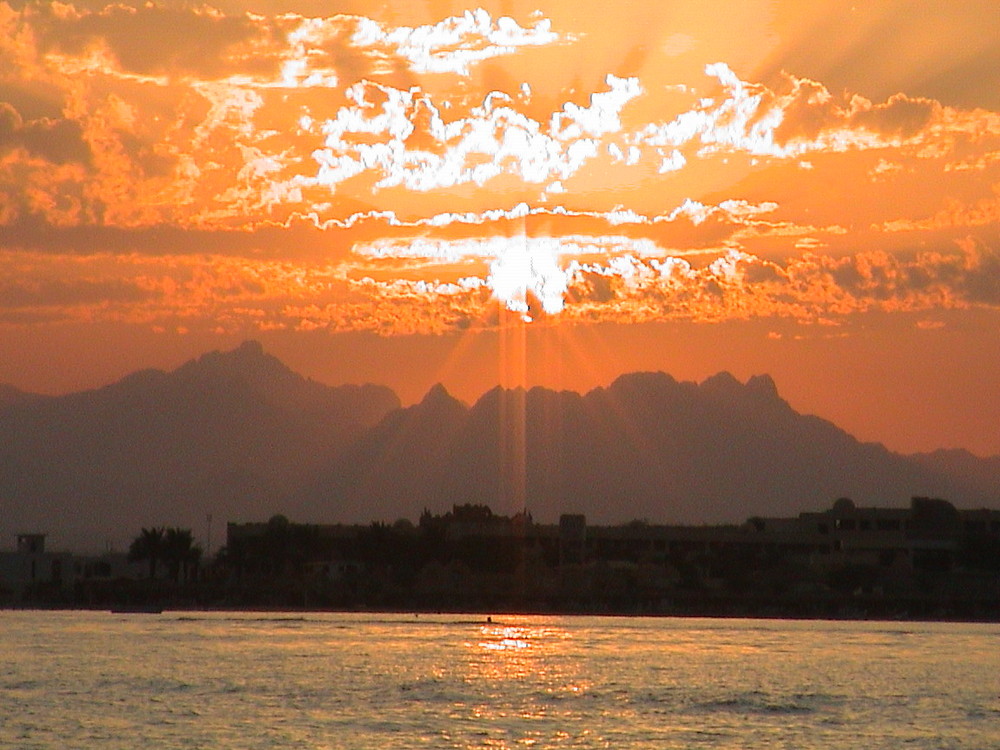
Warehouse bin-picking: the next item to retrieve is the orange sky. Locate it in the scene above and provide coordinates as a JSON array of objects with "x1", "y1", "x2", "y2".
[{"x1": 2, "y1": 0, "x2": 999, "y2": 455}]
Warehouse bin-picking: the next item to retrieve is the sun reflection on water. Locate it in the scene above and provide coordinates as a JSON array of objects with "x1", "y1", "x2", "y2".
[
  {"x1": 470, "y1": 620, "x2": 568, "y2": 677},
  {"x1": 461, "y1": 616, "x2": 593, "y2": 735}
]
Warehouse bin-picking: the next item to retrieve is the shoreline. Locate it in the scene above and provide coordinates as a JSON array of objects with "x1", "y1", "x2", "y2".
[{"x1": 5, "y1": 600, "x2": 1000, "y2": 625}]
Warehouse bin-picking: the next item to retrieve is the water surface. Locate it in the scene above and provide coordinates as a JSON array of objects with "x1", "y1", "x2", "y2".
[{"x1": 3, "y1": 611, "x2": 999, "y2": 748}]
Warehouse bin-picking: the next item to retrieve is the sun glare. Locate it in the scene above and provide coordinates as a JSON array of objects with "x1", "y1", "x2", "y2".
[{"x1": 470, "y1": 619, "x2": 575, "y2": 684}]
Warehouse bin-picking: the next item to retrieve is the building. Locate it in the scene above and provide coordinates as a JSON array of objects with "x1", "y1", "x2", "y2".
[
  {"x1": 0, "y1": 534, "x2": 75, "y2": 599},
  {"x1": 0, "y1": 534, "x2": 146, "y2": 602}
]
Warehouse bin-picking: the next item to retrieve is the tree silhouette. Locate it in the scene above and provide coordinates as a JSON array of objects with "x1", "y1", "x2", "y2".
[
  {"x1": 163, "y1": 527, "x2": 202, "y2": 583},
  {"x1": 128, "y1": 527, "x2": 165, "y2": 580}
]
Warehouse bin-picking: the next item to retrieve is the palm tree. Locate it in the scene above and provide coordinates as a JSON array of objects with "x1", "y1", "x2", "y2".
[
  {"x1": 163, "y1": 527, "x2": 202, "y2": 584},
  {"x1": 128, "y1": 527, "x2": 165, "y2": 580}
]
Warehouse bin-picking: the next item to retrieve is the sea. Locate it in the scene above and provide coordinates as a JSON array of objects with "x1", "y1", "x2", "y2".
[{"x1": 2, "y1": 611, "x2": 999, "y2": 749}]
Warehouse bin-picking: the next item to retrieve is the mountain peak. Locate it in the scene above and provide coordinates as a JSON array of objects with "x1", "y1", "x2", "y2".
[
  {"x1": 699, "y1": 371, "x2": 742, "y2": 393},
  {"x1": 420, "y1": 383, "x2": 462, "y2": 407},
  {"x1": 201, "y1": 339, "x2": 269, "y2": 366},
  {"x1": 698, "y1": 371, "x2": 783, "y2": 405},
  {"x1": 233, "y1": 339, "x2": 265, "y2": 357},
  {"x1": 182, "y1": 340, "x2": 287, "y2": 381},
  {"x1": 746, "y1": 373, "x2": 779, "y2": 399},
  {"x1": 608, "y1": 371, "x2": 679, "y2": 393}
]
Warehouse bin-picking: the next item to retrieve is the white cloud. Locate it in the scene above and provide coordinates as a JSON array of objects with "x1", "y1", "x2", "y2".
[
  {"x1": 310, "y1": 74, "x2": 641, "y2": 193},
  {"x1": 631, "y1": 63, "x2": 789, "y2": 157},
  {"x1": 351, "y1": 9, "x2": 560, "y2": 76},
  {"x1": 550, "y1": 74, "x2": 643, "y2": 139},
  {"x1": 304, "y1": 60, "x2": 957, "y2": 207},
  {"x1": 353, "y1": 233, "x2": 676, "y2": 316},
  {"x1": 627, "y1": 63, "x2": 956, "y2": 164},
  {"x1": 658, "y1": 148, "x2": 686, "y2": 172},
  {"x1": 309, "y1": 197, "x2": 780, "y2": 235}
]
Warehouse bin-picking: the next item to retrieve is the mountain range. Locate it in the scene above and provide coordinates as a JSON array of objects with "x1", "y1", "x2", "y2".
[{"x1": 2, "y1": 340, "x2": 997, "y2": 552}]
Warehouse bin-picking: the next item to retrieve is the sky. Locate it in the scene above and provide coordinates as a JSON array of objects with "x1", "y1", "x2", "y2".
[{"x1": 1, "y1": 0, "x2": 999, "y2": 456}]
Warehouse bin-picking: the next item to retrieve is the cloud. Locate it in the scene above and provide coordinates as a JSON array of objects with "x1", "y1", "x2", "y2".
[
  {"x1": 849, "y1": 92, "x2": 938, "y2": 138},
  {"x1": 350, "y1": 9, "x2": 560, "y2": 77},
  {"x1": 0, "y1": 249, "x2": 354, "y2": 328},
  {"x1": 4, "y1": 237, "x2": 1000, "y2": 335},
  {"x1": 879, "y1": 183, "x2": 1000, "y2": 236},
  {"x1": 552, "y1": 242, "x2": 1000, "y2": 325},
  {"x1": 310, "y1": 73, "x2": 641, "y2": 193},
  {"x1": 630, "y1": 64, "x2": 956, "y2": 164},
  {"x1": 352, "y1": 230, "x2": 1000, "y2": 329},
  {"x1": 0, "y1": 275, "x2": 150, "y2": 309},
  {"x1": 0, "y1": 101, "x2": 90, "y2": 164},
  {"x1": 29, "y1": 3, "x2": 282, "y2": 80},
  {"x1": 4, "y1": 1, "x2": 996, "y2": 242},
  {"x1": 2, "y1": 0, "x2": 999, "y2": 342},
  {"x1": 265, "y1": 8, "x2": 564, "y2": 93}
]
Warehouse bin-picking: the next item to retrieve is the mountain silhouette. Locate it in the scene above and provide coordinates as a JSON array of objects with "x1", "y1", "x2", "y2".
[
  {"x1": 298, "y1": 369, "x2": 990, "y2": 526},
  {"x1": 909, "y1": 449, "x2": 1000, "y2": 499},
  {"x1": 0, "y1": 384, "x2": 49, "y2": 409},
  {"x1": 0, "y1": 341, "x2": 398, "y2": 550},
  {"x1": 1, "y1": 341, "x2": 996, "y2": 551}
]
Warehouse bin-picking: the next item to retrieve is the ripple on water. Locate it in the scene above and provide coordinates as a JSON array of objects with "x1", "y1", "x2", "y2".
[{"x1": 1, "y1": 613, "x2": 1000, "y2": 750}]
